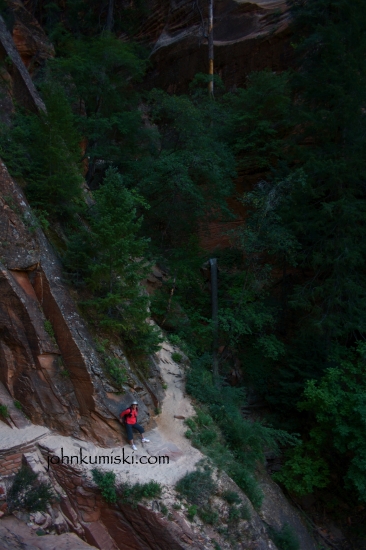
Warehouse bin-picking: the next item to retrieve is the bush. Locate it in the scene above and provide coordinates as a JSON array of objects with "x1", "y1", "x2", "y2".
[
  {"x1": 228, "y1": 506, "x2": 240, "y2": 523},
  {"x1": 7, "y1": 467, "x2": 54, "y2": 513},
  {"x1": 268, "y1": 523, "x2": 300, "y2": 550},
  {"x1": 118, "y1": 480, "x2": 161, "y2": 508},
  {"x1": 171, "y1": 352, "x2": 183, "y2": 363},
  {"x1": 187, "y1": 504, "x2": 197, "y2": 520},
  {"x1": 0, "y1": 404, "x2": 9, "y2": 418},
  {"x1": 175, "y1": 466, "x2": 216, "y2": 506},
  {"x1": 198, "y1": 506, "x2": 219, "y2": 525},
  {"x1": 222, "y1": 490, "x2": 241, "y2": 504},
  {"x1": 239, "y1": 503, "x2": 251, "y2": 520},
  {"x1": 44, "y1": 320, "x2": 55, "y2": 339},
  {"x1": 92, "y1": 469, "x2": 117, "y2": 503}
]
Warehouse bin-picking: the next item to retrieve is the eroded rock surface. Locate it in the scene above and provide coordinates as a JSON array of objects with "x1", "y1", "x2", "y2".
[
  {"x1": 7, "y1": 0, "x2": 54, "y2": 71},
  {"x1": 140, "y1": 0, "x2": 292, "y2": 91},
  {"x1": 0, "y1": 13, "x2": 46, "y2": 112},
  {"x1": 0, "y1": 163, "x2": 161, "y2": 445}
]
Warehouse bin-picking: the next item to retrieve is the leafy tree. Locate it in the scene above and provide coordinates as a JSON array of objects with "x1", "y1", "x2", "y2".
[
  {"x1": 135, "y1": 89, "x2": 236, "y2": 250},
  {"x1": 0, "y1": 83, "x2": 83, "y2": 217},
  {"x1": 224, "y1": 70, "x2": 292, "y2": 172},
  {"x1": 81, "y1": 168, "x2": 161, "y2": 353},
  {"x1": 285, "y1": 0, "x2": 366, "y2": 340},
  {"x1": 49, "y1": 33, "x2": 148, "y2": 187},
  {"x1": 276, "y1": 344, "x2": 366, "y2": 501}
]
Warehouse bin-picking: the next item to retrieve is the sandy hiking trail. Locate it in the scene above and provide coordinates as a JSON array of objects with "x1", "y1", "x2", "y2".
[{"x1": 0, "y1": 341, "x2": 202, "y2": 488}]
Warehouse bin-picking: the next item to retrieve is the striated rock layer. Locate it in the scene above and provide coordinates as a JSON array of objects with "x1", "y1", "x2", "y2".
[
  {"x1": 0, "y1": 162, "x2": 161, "y2": 446},
  {"x1": 140, "y1": 0, "x2": 292, "y2": 91}
]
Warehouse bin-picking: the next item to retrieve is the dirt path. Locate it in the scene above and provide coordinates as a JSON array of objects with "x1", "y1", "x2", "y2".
[{"x1": 37, "y1": 341, "x2": 202, "y2": 487}]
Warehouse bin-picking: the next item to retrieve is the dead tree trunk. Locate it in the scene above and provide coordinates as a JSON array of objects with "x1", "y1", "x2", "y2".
[
  {"x1": 210, "y1": 258, "x2": 219, "y2": 385},
  {"x1": 106, "y1": 0, "x2": 114, "y2": 31},
  {"x1": 208, "y1": 0, "x2": 214, "y2": 97}
]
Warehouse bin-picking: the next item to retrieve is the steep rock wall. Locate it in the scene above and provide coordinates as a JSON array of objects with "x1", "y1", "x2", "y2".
[
  {"x1": 141, "y1": 0, "x2": 292, "y2": 91},
  {"x1": 0, "y1": 163, "x2": 161, "y2": 445}
]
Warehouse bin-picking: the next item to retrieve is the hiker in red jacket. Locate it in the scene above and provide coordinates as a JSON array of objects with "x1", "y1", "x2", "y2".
[{"x1": 119, "y1": 401, "x2": 150, "y2": 451}]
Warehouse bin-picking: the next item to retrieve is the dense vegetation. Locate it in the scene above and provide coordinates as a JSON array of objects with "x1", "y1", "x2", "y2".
[{"x1": 1, "y1": 0, "x2": 366, "y2": 536}]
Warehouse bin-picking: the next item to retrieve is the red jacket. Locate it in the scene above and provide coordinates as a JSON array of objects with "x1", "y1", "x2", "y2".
[{"x1": 120, "y1": 407, "x2": 137, "y2": 425}]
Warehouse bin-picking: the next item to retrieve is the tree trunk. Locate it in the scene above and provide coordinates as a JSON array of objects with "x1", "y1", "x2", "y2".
[
  {"x1": 210, "y1": 258, "x2": 219, "y2": 385},
  {"x1": 208, "y1": 0, "x2": 214, "y2": 97},
  {"x1": 106, "y1": 0, "x2": 114, "y2": 31}
]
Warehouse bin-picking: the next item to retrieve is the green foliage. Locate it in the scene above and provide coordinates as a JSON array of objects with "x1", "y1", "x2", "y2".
[
  {"x1": 44, "y1": 320, "x2": 55, "y2": 339},
  {"x1": 7, "y1": 467, "x2": 54, "y2": 513},
  {"x1": 118, "y1": 480, "x2": 161, "y2": 508},
  {"x1": 184, "y1": 367, "x2": 298, "y2": 509},
  {"x1": 222, "y1": 490, "x2": 241, "y2": 505},
  {"x1": 135, "y1": 89, "x2": 235, "y2": 249},
  {"x1": 187, "y1": 504, "x2": 197, "y2": 521},
  {"x1": 228, "y1": 506, "x2": 240, "y2": 524},
  {"x1": 14, "y1": 401, "x2": 22, "y2": 411},
  {"x1": 239, "y1": 503, "x2": 251, "y2": 521},
  {"x1": 268, "y1": 523, "x2": 300, "y2": 550},
  {"x1": 175, "y1": 466, "x2": 216, "y2": 507},
  {"x1": 274, "y1": 447, "x2": 330, "y2": 496},
  {"x1": 30, "y1": 0, "x2": 150, "y2": 43},
  {"x1": 171, "y1": 352, "x2": 183, "y2": 363},
  {"x1": 0, "y1": 83, "x2": 83, "y2": 218},
  {"x1": 79, "y1": 168, "x2": 162, "y2": 354},
  {"x1": 0, "y1": 404, "x2": 9, "y2": 418},
  {"x1": 160, "y1": 503, "x2": 168, "y2": 515},
  {"x1": 198, "y1": 507, "x2": 219, "y2": 525},
  {"x1": 277, "y1": 344, "x2": 366, "y2": 501},
  {"x1": 50, "y1": 34, "x2": 147, "y2": 187},
  {"x1": 225, "y1": 69, "x2": 292, "y2": 172},
  {"x1": 104, "y1": 356, "x2": 127, "y2": 387},
  {"x1": 91, "y1": 469, "x2": 117, "y2": 503}
]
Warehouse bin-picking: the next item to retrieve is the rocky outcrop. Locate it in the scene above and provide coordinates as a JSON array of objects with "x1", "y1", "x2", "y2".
[
  {"x1": 141, "y1": 0, "x2": 292, "y2": 91},
  {"x1": 0, "y1": 13, "x2": 46, "y2": 112},
  {"x1": 6, "y1": 0, "x2": 54, "y2": 71},
  {"x1": 0, "y1": 162, "x2": 162, "y2": 445}
]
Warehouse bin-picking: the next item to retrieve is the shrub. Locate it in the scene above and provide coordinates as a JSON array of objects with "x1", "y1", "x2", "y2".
[
  {"x1": 184, "y1": 418, "x2": 196, "y2": 431},
  {"x1": 228, "y1": 506, "x2": 240, "y2": 523},
  {"x1": 118, "y1": 480, "x2": 161, "y2": 508},
  {"x1": 175, "y1": 466, "x2": 216, "y2": 506},
  {"x1": 92, "y1": 469, "x2": 117, "y2": 503},
  {"x1": 187, "y1": 504, "x2": 197, "y2": 520},
  {"x1": 268, "y1": 523, "x2": 300, "y2": 550},
  {"x1": 160, "y1": 503, "x2": 168, "y2": 515},
  {"x1": 105, "y1": 357, "x2": 128, "y2": 387},
  {"x1": 198, "y1": 506, "x2": 219, "y2": 525},
  {"x1": 14, "y1": 401, "x2": 22, "y2": 411},
  {"x1": 44, "y1": 320, "x2": 55, "y2": 339},
  {"x1": 0, "y1": 404, "x2": 9, "y2": 418},
  {"x1": 239, "y1": 503, "x2": 251, "y2": 520},
  {"x1": 193, "y1": 429, "x2": 217, "y2": 447},
  {"x1": 222, "y1": 490, "x2": 241, "y2": 504},
  {"x1": 7, "y1": 467, "x2": 54, "y2": 513},
  {"x1": 171, "y1": 352, "x2": 183, "y2": 363}
]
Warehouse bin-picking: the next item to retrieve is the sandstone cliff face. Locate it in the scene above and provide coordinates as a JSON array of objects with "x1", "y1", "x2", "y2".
[
  {"x1": 6, "y1": 0, "x2": 54, "y2": 71},
  {"x1": 141, "y1": 0, "x2": 292, "y2": 91},
  {"x1": 0, "y1": 163, "x2": 162, "y2": 446},
  {"x1": 0, "y1": 14, "x2": 46, "y2": 113}
]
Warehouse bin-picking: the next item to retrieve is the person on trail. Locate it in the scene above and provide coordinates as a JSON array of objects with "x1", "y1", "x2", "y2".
[{"x1": 119, "y1": 401, "x2": 150, "y2": 451}]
